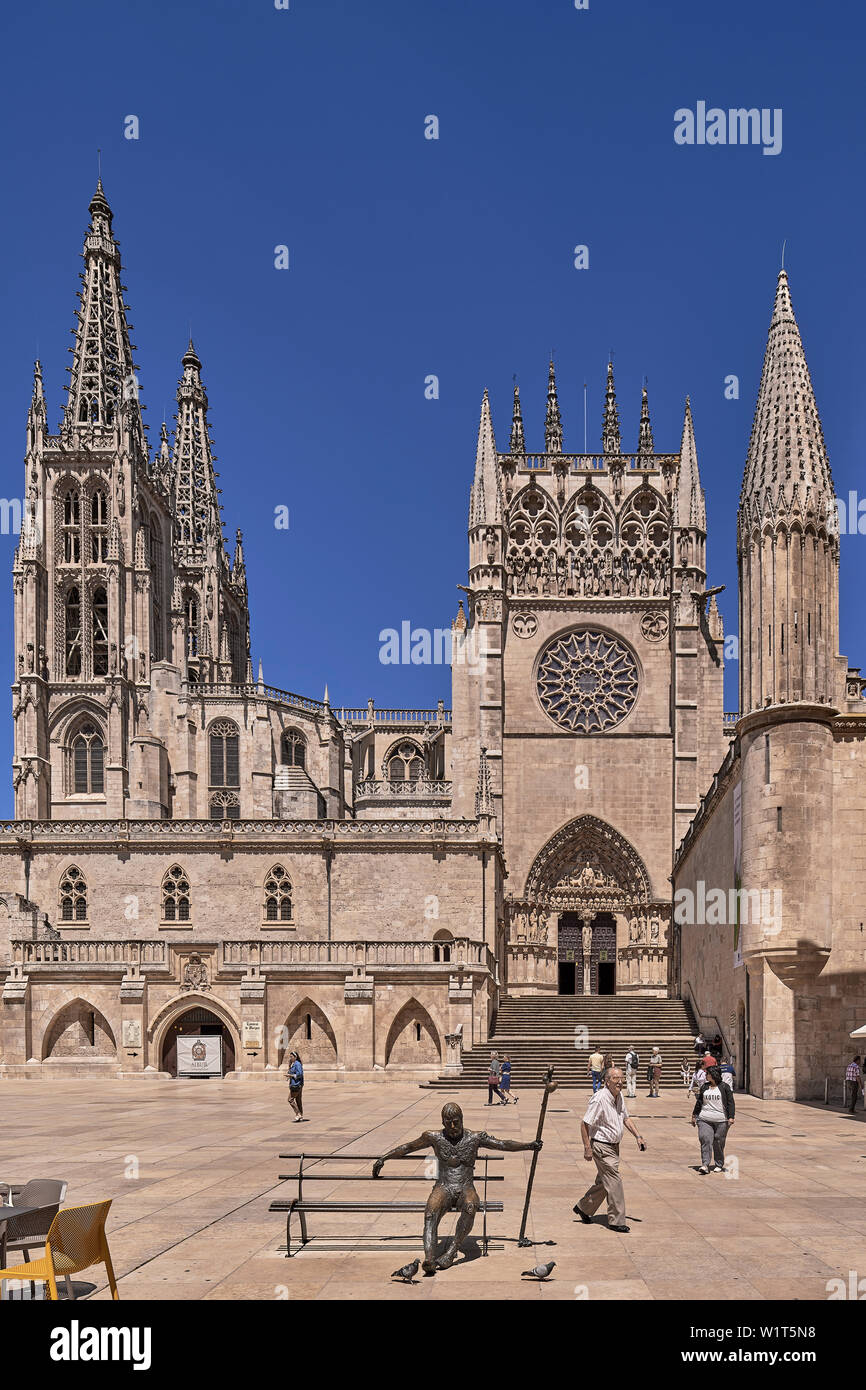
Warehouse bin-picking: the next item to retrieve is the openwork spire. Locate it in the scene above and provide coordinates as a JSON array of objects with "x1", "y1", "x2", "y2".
[
  {"x1": 544, "y1": 360, "x2": 563, "y2": 454},
  {"x1": 601, "y1": 361, "x2": 621, "y2": 455},
  {"x1": 741, "y1": 270, "x2": 834, "y2": 514},
  {"x1": 510, "y1": 383, "x2": 526, "y2": 454},
  {"x1": 63, "y1": 183, "x2": 140, "y2": 437},
  {"x1": 170, "y1": 341, "x2": 224, "y2": 561},
  {"x1": 637, "y1": 384, "x2": 654, "y2": 455}
]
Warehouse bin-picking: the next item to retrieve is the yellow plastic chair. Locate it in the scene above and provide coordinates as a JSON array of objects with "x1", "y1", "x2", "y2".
[{"x1": 0, "y1": 1200, "x2": 118, "y2": 1301}]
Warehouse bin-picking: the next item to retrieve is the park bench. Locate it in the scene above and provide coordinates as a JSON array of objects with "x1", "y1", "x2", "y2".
[{"x1": 270, "y1": 1152, "x2": 504, "y2": 1258}]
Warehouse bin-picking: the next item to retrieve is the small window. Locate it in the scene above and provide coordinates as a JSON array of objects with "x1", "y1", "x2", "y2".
[
  {"x1": 281, "y1": 730, "x2": 306, "y2": 769},
  {"x1": 209, "y1": 793, "x2": 240, "y2": 820},
  {"x1": 387, "y1": 742, "x2": 424, "y2": 783},
  {"x1": 263, "y1": 865, "x2": 293, "y2": 922},
  {"x1": 162, "y1": 865, "x2": 191, "y2": 922},
  {"x1": 90, "y1": 491, "x2": 108, "y2": 563},
  {"x1": 59, "y1": 865, "x2": 88, "y2": 921},
  {"x1": 305, "y1": 1014, "x2": 312, "y2": 1041}
]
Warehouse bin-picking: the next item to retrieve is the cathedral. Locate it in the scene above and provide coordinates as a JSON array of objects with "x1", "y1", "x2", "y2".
[{"x1": 0, "y1": 185, "x2": 861, "y2": 1098}]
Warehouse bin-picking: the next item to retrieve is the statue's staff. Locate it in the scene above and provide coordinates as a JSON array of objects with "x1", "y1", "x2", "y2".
[{"x1": 517, "y1": 1065, "x2": 557, "y2": 1247}]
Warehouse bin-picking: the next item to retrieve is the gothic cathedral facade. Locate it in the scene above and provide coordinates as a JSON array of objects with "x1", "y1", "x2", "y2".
[{"x1": 0, "y1": 187, "x2": 860, "y2": 1096}]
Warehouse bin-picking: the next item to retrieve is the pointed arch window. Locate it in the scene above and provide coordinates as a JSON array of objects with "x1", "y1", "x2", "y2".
[
  {"x1": 65, "y1": 588, "x2": 82, "y2": 676},
  {"x1": 209, "y1": 791, "x2": 240, "y2": 820},
  {"x1": 62, "y1": 492, "x2": 81, "y2": 564},
  {"x1": 280, "y1": 730, "x2": 306, "y2": 769},
  {"x1": 263, "y1": 865, "x2": 293, "y2": 922},
  {"x1": 209, "y1": 720, "x2": 240, "y2": 788},
  {"x1": 162, "y1": 865, "x2": 191, "y2": 922},
  {"x1": 90, "y1": 490, "x2": 108, "y2": 562},
  {"x1": 69, "y1": 723, "x2": 104, "y2": 795},
  {"x1": 92, "y1": 586, "x2": 109, "y2": 676},
  {"x1": 185, "y1": 597, "x2": 199, "y2": 658},
  {"x1": 387, "y1": 741, "x2": 424, "y2": 782},
  {"x1": 59, "y1": 866, "x2": 88, "y2": 921}
]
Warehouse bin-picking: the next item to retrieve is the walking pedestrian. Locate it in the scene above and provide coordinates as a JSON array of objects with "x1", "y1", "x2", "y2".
[
  {"x1": 487, "y1": 1052, "x2": 506, "y2": 1105},
  {"x1": 287, "y1": 1050, "x2": 305, "y2": 1121},
  {"x1": 648, "y1": 1046, "x2": 662, "y2": 1097},
  {"x1": 845, "y1": 1055, "x2": 863, "y2": 1113},
  {"x1": 499, "y1": 1054, "x2": 518, "y2": 1105},
  {"x1": 573, "y1": 1068, "x2": 647, "y2": 1233},
  {"x1": 691, "y1": 1064, "x2": 735, "y2": 1172},
  {"x1": 589, "y1": 1046, "x2": 605, "y2": 1093},
  {"x1": 624, "y1": 1045, "x2": 639, "y2": 1099}
]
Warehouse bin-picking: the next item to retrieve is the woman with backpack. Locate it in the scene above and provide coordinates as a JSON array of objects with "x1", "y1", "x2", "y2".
[{"x1": 691, "y1": 1064, "x2": 735, "y2": 1172}]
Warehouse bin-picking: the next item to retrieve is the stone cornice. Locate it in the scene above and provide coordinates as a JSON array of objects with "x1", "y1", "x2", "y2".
[
  {"x1": 735, "y1": 701, "x2": 838, "y2": 739},
  {"x1": 0, "y1": 817, "x2": 502, "y2": 858}
]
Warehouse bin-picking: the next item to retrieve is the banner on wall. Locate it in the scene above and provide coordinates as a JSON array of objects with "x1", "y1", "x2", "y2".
[
  {"x1": 177, "y1": 1034, "x2": 223, "y2": 1077},
  {"x1": 733, "y1": 782, "x2": 743, "y2": 969}
]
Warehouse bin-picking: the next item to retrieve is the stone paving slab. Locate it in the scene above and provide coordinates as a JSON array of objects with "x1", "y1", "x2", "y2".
[{"x1": 0, "y1": 1078, "x2": 863, "y2": 1302}]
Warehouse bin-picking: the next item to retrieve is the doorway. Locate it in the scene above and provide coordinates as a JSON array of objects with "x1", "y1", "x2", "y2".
[
  {"x1": 597, "y1": 961, "x2": 616, "y2": 994},
  {"x1": 558, "y1": 961, "x2": 576, "y2": 994},
  {"x1": 161, "y1": 1006, "x2": 236, "y2": 1077}
]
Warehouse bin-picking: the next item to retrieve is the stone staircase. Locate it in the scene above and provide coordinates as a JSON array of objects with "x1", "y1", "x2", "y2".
[{"x1": 427, "y1": 995, "x2": 698, "y2": 1090}]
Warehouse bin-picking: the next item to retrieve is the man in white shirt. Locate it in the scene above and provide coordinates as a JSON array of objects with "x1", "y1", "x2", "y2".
[{"x1": 573, "y1": 1067, "x2": 646, "y2": 1233}]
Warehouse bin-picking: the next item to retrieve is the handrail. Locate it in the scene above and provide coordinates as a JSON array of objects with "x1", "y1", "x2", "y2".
[{"x1": 681, "y1": 979, "x2": 732, "y2": 1060}]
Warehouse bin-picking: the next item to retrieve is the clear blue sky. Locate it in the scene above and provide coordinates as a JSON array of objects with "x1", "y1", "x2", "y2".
[{"x1": 1, "y1": 0, "x2": 864, "y2": 816}]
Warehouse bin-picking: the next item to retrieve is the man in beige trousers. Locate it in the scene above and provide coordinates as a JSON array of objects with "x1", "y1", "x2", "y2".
[{"x1": 573, "y1": 1067, "x2": 646, "y2": 1233}]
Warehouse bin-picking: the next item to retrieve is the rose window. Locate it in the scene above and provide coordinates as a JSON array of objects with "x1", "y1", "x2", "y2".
[{"x1": 536, "y1": 629, "x2": 639, "y2": 733}]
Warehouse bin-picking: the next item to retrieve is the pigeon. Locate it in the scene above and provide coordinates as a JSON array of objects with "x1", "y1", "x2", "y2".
[
  {"x1": 521, "y1": 1260, "x2": 556, "y2": 1280},
  {"x1": 391, "y1": 1258, "x2": 420, "y2": 1283}
]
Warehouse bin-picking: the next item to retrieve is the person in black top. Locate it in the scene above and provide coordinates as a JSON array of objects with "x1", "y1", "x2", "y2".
[{"x1": 691, "y1": 1065, "x2": 735, "y2": 1173}]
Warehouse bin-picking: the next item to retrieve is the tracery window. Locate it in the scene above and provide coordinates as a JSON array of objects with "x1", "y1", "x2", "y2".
[
  {"x1": 162, "y1": 865, "x2": 191, "y2": 921},
  {"x1": 62, "y1": 491, "x2": 81, "y2": 564},
  {"x1": 387, "y1": 741, "x2": 424, "y2": 781},
  {"x1": 65, "y1": 588, "x2": 82, "y2": 676},
  {"x1": 92, "y1": 586, "x2": 109, "y2": 676},
  {"x1": 209, "y1": 792, "x2": 240, "y2": 821},
  {"x1": 280, "y1": 729, "x2": 306, "y2": 769},
  {"x1": 90, "y1": 490, "x2": 108, "y2": 562},
  {"x1": 536, "y1": 629, "x2": 639, "y2": 734},
  {"x1": 185, "y1": 597, "x2": 199, "y2": 658},
  {"x1": 209, "y1": 719, "x2": 240, "y2": 787},
  {"x1": 263, "y1": 865, "x2": 293, "y2": 922},
  {"x1": 59, "y1": 865, "x2": 88, "y2": 921},
  {"x1": 70, "y1": 722, "x2": 105, "y2": 794}
]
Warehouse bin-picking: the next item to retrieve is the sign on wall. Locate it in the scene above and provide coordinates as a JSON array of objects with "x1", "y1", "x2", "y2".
[
  {"x1": 242, "y1": 1021, "x2": 263, "y2": 1049},
  {"x1": 122, "y1": 1020, "x2": 141, "y2": 1048},
  {"x1": 177, "y1": 1034, "x2": 223, "y2": 1077}
]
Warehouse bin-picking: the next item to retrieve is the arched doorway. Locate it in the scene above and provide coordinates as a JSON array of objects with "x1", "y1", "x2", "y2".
[
  {"x1": 524, "y1": 815, "x2": 655, "y2": 996},
  {"x1": 161, "y1": 1006, "x2": 236, "y2": 1077}
]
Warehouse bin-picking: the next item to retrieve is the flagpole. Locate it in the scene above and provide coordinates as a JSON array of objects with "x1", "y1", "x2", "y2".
[{"x1": 517, "y1": 1064, "x2": 557, "y2": 1247}]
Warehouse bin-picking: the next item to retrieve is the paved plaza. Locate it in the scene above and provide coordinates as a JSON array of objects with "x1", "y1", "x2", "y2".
[{"x1": 1, "y1": 1079, "x2": 864, "y2": 1301}]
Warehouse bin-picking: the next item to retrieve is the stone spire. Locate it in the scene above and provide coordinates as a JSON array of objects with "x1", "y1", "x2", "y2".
[
  {"x1": 637, "y1": 384, "x2": 654, "y2": 456},
  {"x1": 740, "y1": 270, "x2": 834, "y2": 519},
  {"x1": 510, "y1": 383, "x2": 525, "y2": 454},
  {"x1": 675, "y1": 397, "x2": 706, "y2": 530},
  {"x1": 737, "y1": 269, "x2": 841, "y2": 712},
  {"x1": 544, "y1": 360, "x2": 563, "y2": 454},
  {"x1": 601, "y1": 361, "x2": 621, "y2": 455},
  {"x1": 233, "y1": 528, "x2": 246, "y2": 589},
  {"x1": 169, "y1": 341, "x2": 224, "y2": 561},
  {"x1": 63, "y1": 183, "x2": 142, "y2": 439},
  {"x1": 469, "y1": 391, "x2": 504, "y2": 527}
]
